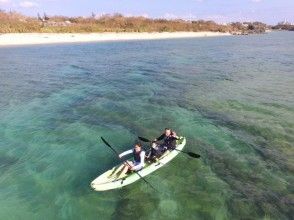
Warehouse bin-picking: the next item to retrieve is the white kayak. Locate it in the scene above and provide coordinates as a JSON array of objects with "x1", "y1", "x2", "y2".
[{"x1": 91, "y1": 137, "x2": 186, "y2": 191}]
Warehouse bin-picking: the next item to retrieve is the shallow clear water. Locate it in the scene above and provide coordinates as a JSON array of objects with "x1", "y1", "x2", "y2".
[{"x1": 0, "y1": 32, "x2": 293, "y2": 220}]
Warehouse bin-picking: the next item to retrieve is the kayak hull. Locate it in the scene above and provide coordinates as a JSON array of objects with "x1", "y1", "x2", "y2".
[{"x1": 91, "y1": 137, "x2": 186, "y2": 191}]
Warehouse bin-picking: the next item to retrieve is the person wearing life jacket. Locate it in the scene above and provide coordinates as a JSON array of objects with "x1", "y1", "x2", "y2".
[
  {"x1": 117, "y1": 143, "x2": 145, "y2": 178},
  {"x1": 149, "y1": 128, "x2": 179, "y2": 160}
]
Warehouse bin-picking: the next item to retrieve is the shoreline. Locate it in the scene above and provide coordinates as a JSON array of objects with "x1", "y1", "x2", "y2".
[{"x1": 0, "y1": 32, "x2": 231, "y2": 46}]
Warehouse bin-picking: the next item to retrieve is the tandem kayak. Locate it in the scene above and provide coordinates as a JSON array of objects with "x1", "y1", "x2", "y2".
[{"x1": 91, "y1": 136, "x2": 186, "y2": 191}]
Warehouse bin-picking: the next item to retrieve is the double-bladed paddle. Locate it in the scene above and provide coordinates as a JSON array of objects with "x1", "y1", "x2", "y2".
[
  {"x1": 100, "y1": 137, "x2": 158, "y2": 192},
  {"x1": 138, "y1": 136, "x2": 201, "y2": 159}
]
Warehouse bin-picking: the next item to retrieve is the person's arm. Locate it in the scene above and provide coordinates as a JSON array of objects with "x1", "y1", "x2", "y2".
[
  {"x1": 171, "y1": 131, "x2": 179, "y2": 140},
  {"x1": 118, "y1": 149, "x2": 133, "y2": 158},
  {"x1": 154, "y1": 133, "x2": 165, "y2": 141},
  {"x1": 132, "y1": 151, "x2": 145, "y2": 170},
  {"x1": 172, "y1": 136, "x2": 179, "y2": 140}
]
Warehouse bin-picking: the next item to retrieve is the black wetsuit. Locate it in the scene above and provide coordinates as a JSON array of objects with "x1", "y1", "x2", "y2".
[
  {"x1": 150, "y1": 132, "x2": 179, "y2": 159},
  {"x1": 156, "y1": 133, "x2": 178, "y2": 150}
]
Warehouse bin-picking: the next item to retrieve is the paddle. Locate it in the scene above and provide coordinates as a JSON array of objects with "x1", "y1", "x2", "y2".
[
  {"x1": 138, "y1": 136, "x2": 201, "y2": 159},
  {"x1": 100, "y1": 137, "x2": 158, "y2": 192}
]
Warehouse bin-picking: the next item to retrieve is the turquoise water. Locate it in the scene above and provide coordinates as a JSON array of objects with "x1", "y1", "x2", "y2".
[{"x1": 0, "y1": 32, "x2": 293, "y2": 220}]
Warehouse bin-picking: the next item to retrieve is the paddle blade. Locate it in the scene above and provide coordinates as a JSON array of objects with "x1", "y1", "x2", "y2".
[
  {"x1": 101, "y1": 137, "x2": 112, "y2": 148},
  {"x1": 187, "y1": 152, "x2": 201, "y2": 158},
  {"x1": 101, "y1": 137, "x2": 120, "y2": 157},
  {"x1": 138, "y1": 136, "x2": 151, "y2": 142}
]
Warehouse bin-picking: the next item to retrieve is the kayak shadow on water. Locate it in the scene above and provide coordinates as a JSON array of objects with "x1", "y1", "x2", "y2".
[
  {"x1": 0, "y1": 155, "x2": 19, "y2": 170},
  {"x1": 73, "y1": 154, "x2": 119, "y2": 197},
  {"x1": 110, "y1": 183, "x2": 161, "y2": 220}
]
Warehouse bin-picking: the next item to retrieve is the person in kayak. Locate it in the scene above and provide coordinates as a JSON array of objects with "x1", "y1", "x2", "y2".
[
  {"x1": 117, "y1": 143, "x2": 145, "y2": 178},
  {"x1": 148, "y1": 128, "x2": 179, "y2": 160}
]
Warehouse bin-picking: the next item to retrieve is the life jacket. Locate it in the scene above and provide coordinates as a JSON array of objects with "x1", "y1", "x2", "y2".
[{"x1": 133, "y1": 149, "x2": 142, "y2": 163}]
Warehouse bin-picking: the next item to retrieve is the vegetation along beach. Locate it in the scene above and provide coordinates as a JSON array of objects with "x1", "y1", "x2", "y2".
[{"x1": 0, "y1": 0, "x2": 293, "y2": 220}]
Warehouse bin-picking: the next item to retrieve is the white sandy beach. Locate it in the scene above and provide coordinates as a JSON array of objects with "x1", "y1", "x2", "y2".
[{"x1": 0, "y1": 32, "x2": 231, "y2": 46}]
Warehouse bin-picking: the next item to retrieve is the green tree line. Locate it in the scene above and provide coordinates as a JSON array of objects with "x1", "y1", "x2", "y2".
[{"x1": 0, "y1": 10, "x2": 267, "y2": 34}]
